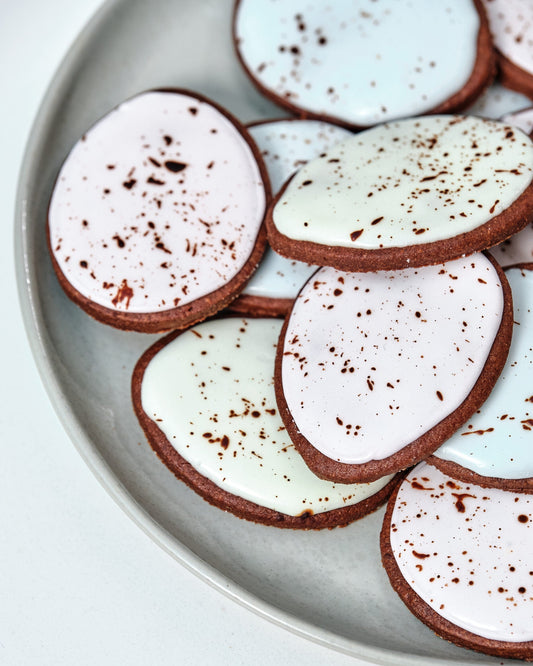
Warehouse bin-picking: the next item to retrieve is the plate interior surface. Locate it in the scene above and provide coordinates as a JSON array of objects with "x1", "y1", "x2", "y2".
[{"x1": 15, "y1": 1, "x2": 508, "y2": 663}]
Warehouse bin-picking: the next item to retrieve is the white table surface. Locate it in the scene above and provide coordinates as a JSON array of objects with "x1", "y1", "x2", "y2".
[{"x1": 1, "y1": 1, "x2": 368, "y2": 664}]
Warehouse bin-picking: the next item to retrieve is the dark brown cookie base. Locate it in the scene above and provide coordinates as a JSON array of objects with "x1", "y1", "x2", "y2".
[
  {"x1": 266, "y1": 175, "x2": 533, "y2": 273},
  {"x1": 274, "y1": 253, "x2": 513, "y2": 484},
  {"x1": 228, "y1": 293, "x2": 293, "y2": 317},
  {"x1": 427, "y1": 455, "x2": 533, "y2": 493},
  {"x1": 132, "y1": 325, "x2": 401, "y2": 529},
  {"x1": 233, "y1": 0, "x2": 495, "y2": 131},
  {"x1": 47, "y1": 88, "x2": 271, "y2": 334},
  {"x1": 498, "y1": 51, "x2": 533, "y2": 101},
  {"x1": 380, "y1": 479, "x2": 533, "y2": 660}
]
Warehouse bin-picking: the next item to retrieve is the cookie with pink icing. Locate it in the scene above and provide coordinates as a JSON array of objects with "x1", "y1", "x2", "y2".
[
  {"x1": 233, "y1": 0, "x2": 494, "y2": 129},
  {"x1": 132, "y1": 316, "x2": 399, "y2": 528},
  {"x1": 429, "y1": 265, "x2": 533, "y2": 490},
  {"x1": 482, "y1": 0, "x2": 533, "y2": 98},
  {"x1": 230, "y1": 118, "x2": 352, "y2": 316},
  {"x1": 275, "y1": 253, "x2": 513, "y2": 483},
  {"x1": 381, "y1": 462, "x2": 533, "y2": 660},
  {"x1": 266, "y1": 115, "x2": 533, "y2": 272},
  {"x1": 47, "y1": 90, "x2": 270, "y2": 333}
]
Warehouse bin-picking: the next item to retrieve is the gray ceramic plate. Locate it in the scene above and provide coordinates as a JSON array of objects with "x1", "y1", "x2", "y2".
[{"x1": 15, "y1": 1, "x2": 506, "y2": 663}]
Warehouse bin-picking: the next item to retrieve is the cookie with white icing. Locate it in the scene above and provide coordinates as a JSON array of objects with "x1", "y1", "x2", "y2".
[
  {"x1": 275, "y1": 254, "x2": 512, "y2": 483},
  {"x1": 48, "y1": 90, "x2": 270, "y2": 333},
  {"x1": 381, "y1": 462, "x2": 533, "y2": 660},
  {"x1": 233, "y1": 0, "x2": 494, "y2": 129},
  {"x1": 231, "y1": 118, "x2": 352, "y2": 316},
  {"x1": 267, "y1": 115, "x2": 533, "y2": 272},
  {"x1": 429, "y1": 265, "x2": 533, "y2": 491},
  {"x1": 132, "y1": 316, "x2": 399, "y2": 528},
  {"x1": 482, "y1": 0, "x2": 533, "y2": 99}
]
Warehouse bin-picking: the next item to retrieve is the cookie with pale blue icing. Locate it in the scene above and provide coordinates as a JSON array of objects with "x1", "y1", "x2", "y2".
[
  {"x1": 230, "y1": 118, "x2": 352, "y2": 316},
  {"x1": 233, "y1": 0, "x2": 494, "y2": 129},
  {"x1": 429, "y1": 264, "x2": 533, "y2": 491}
]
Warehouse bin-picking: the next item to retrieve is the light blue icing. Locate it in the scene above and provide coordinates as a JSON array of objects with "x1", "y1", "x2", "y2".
[
  {"x1": 467, "y1": 83, "x2": 532, "y2": 120},
  {"x1": 236, "y1": 0, "x2": 480, "y2": 126},
  {"x1": 435, "y1": 267, "x2": 533, "y2": 480},
  {"x1": 243, "y1": 120, "x2": 351, "y2": 299}
]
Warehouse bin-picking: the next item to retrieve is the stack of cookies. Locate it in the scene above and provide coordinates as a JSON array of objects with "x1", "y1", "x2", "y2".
[{"x1": 46, "y1": 0, "x2": 533, "y2": 659}]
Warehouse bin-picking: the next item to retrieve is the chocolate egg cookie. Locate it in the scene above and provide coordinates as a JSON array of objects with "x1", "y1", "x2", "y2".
[
  {"x1": 234, "y1": 0, "x2": 494, "y2": 129},
  {"x1": 231, "y1": 118, "x2": 352, "y2": 316},
  {"x1": 381, "y1": 462, "x2": 533, "y2": 660},
  {"x1": 275, "y1": 253, "x2": 512, "y2": 483},
  {"x1": 430, "y1": 264, "x2": 533, "y2": 491},
  {"x1": 266, "y1": 115, "x2": 533, "y2": 272},
  {"x1": 48, "y1": 90, "x2": 270, "y2": 332},
  {"x1": 482, "y1": 0, "x2": 533, "y2": 98},
  {"x1": 132, "y1": 316, "x2": 399, "y2": 528}
]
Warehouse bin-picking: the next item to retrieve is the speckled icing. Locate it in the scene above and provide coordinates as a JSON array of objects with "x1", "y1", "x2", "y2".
[
  {"x1": 272, "y1": 115, "x2": 533, "y2": 250},
  {"x1": 482, "y1": 0, "x2": 533, "y2": 76},
  {"x1": 243, "y1": 120, "x2": 351, "y2": 299},
  {"x1": 235, "y1": 0, "x2": 480, "y2": 126},
  {"x1": 434, "y1": 267, "x2": 533, "y2": 479},
  {"x1": 467, "y1": 83, "x2": 531, "y2": 119},
  {"x1": 389, "y1": 462, "x2": 533, "y2": 642},
  {"x1": 502, "y1": 107, "x2": 533, "y2": 136},
  {"x1": 491, "y1": 223, "x2": 533, "y2": 266},
  {"x1": 280, "y1": 255, "x2": 504, "y2": 464},
  {"x1": 48, "y1": 91, "x2": 266, "y2": 313},
  {"x1": 141, "y1": 317, "x2": 392, "y2": 515}
]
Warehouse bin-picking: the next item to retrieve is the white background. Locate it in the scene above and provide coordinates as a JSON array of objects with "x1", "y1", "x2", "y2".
[{"x1": 1, "y1": 1, "x2": 365, "y2": 663}]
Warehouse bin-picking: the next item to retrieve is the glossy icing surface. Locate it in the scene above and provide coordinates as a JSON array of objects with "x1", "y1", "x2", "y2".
[
  {"x1": 235, "y1": 0, "x2": 480, "y2": 126},
  {"x1": 49, "y1": 91, "x2": 266, "y2": 313},
  {"x1": 502, "y1": 107, "x2": 533, "y2": 136},
  {"x1": 467, "y1": 83, "x2": 531, "y2": 119},
  {"x1": 490, "y1": 223, "x2": 533, "y2": 266},
  {"x1": 280, "y1": 255, "x2": 504, "y2": 464},
  {"x1": 141, "y1": 317, "x2": 392, "y2": 515},
  {"x1": 272, "y1": 115, "x2": 533, "y2": 250},
  {"x1": 482, "y1": 0, "x2": 533, "y2": 75},
  {"x1": 243, "y1": 120, "x2": 351, "y2": 299},
  {"x1": 435, "y1": 267, "x2": 533, "y2": 479},
  {"x1": 389, "y1": 462, "x2": 533, "y2": 642}
]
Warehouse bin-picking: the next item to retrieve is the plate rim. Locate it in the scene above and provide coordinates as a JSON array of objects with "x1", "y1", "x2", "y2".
[{"x1": 13, "y1": 1, "x2": 494, "y2": 663}]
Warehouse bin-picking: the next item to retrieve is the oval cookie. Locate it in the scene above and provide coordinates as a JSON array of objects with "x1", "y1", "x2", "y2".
[
  {"x1": 381, "y1": 462, "x2": 533, "y2": 660},
  {"x1": 231, "y1": 118, "x2": 352, "y2": 316},
  {"x1": 48, "y1": 90, "x2": 270, "y2": 332},
  {"x1": 466, "y1": 82, "x2": 531, "y2": 118},
  {"x1": 429, "y1": 265, "x2": 533, "y2": 490},
  {"x1": 132, "y1": 316, "x2": 398, "y2": 528},
  {"x1": 234, "y1": 0, "x2": 494, "y2": 129},
  {"x1": 267, "y1": 115, "x2": 533, "y2": 272},
  {"x1": 275, "y1": 254, "x2": 512, "y2": 483},
  {"x1": 482, "y1": 0, "x2": 533, "y2": 98}
]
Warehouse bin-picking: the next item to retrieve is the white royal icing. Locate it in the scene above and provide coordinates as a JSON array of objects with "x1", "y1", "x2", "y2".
[
  {"x1": 467, "y1": 83, "x2": 532, "y2": 119},
  {"x1": 243, "y1": 120, "x2": 351, "y2": 299},
  {"x1": 482, "y1": 0, "x2": 533, "y2": 76},
  {"x1": 49, "y1": 91, "x2": 266, "y2": 313},
  {"x1": 280, "y1": 255, "x2": 504, "y2": 465},
  {"x1": 272, "y1": 115, "x2": 533, "y2": 251},
  {"x1": 140, "y1": 317, "x2": 392, "y2": 516},
  {"x1": 434, "y1": 267, "x2": 533, "y2": 479},
  {"x1": 389, "y1": 463, "x2": 533, "y2": 642},
  {"x1": 235, "y1": 0, "x2": 481, "y2": 126}
]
